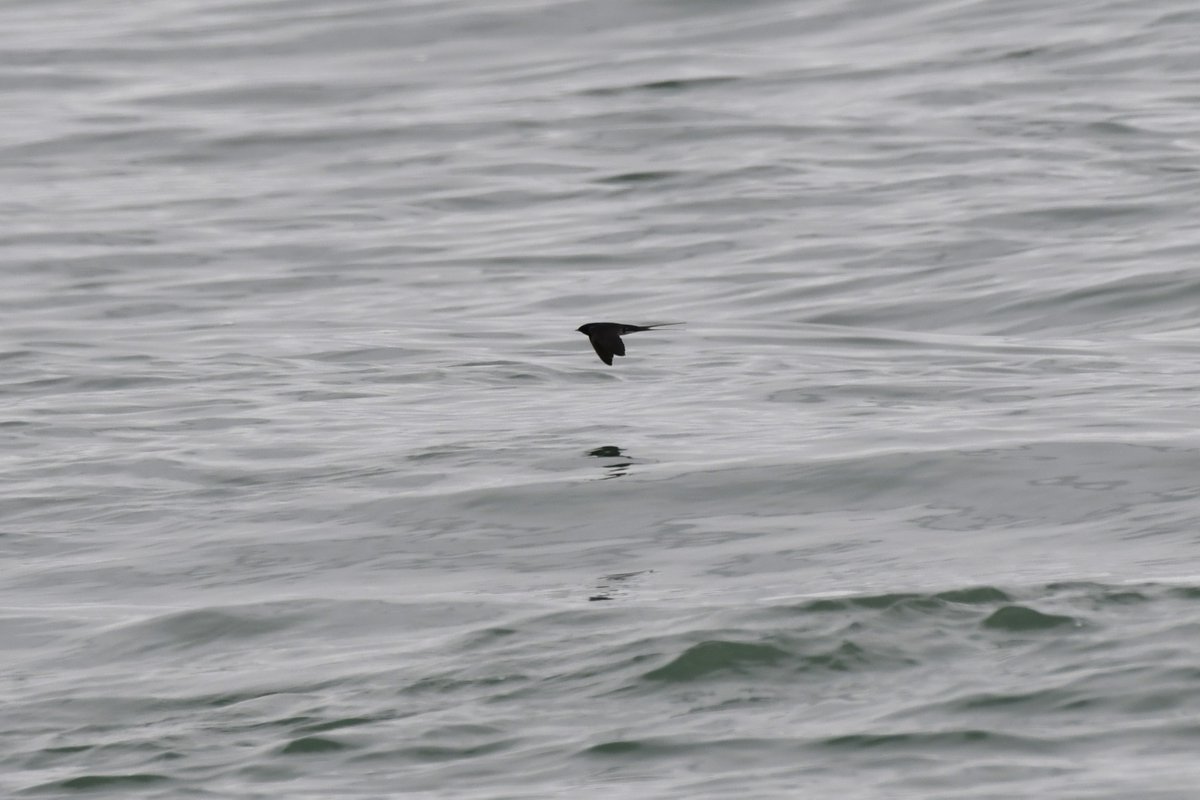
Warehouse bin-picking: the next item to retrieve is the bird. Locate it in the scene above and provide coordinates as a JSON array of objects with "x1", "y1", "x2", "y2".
[{"x1": 576, "y1": 322, "x2": 683, "y2": 365}]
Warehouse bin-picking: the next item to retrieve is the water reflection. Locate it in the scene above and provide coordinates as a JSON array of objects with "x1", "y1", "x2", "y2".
[
  {"x1": 587, "y1": 444, "x2": 633, "y2": 480},
  {"x1": 589, "y1": 570, "x2": 652, "y2": 602}
]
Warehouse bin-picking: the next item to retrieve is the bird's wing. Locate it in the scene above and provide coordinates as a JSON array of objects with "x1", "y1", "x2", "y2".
[
  {"x1": 589, "y1": 337, "x2": 614, "y2": 365},
  {"x1": 601, "y1": 330, "x2": 625, "y2": 357},
  {"x1": 590, "y1": 326, "x2": 628, "y2": 364}
]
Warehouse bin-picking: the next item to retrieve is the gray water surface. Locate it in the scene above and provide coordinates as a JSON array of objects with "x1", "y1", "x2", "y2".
[{"x1": 5, "y1": 0, "x2": 1200, "y2": 797}]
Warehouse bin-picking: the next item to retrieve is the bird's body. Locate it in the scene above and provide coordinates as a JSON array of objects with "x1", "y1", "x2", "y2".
[{"x1": 576, "y1": 322, "x2": 683, "y2": 365}]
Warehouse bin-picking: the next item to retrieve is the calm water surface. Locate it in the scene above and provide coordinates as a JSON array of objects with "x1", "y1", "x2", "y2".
[{"x1": 4, "y1": 0, "x2": 1200, "y2": 797}]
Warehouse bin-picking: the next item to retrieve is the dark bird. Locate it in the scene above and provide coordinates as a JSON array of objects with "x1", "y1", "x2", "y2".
[{"x1": 576, "y1": 322, "x2": 683, "y2": 365}]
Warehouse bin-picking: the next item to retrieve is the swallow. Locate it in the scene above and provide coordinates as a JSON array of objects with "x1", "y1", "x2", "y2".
[{"x1": 576, "y1": 322, "x2": 683, "y2": 365}]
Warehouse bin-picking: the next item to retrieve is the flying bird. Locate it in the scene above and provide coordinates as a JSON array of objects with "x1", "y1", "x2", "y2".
[{"x1": 576, "y1": 322, "x2": 683, "y2": 365}]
